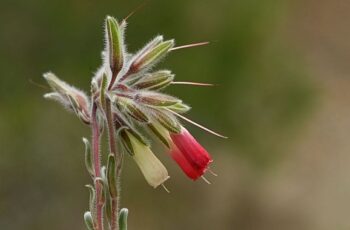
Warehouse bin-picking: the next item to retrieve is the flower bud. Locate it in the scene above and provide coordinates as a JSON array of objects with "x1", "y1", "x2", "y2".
[
  {"x1": 131, "y1": 36, "x2": 163, "y2": 65},
  {"x1": 135, "y1": 91, "x2": 181, "y2": 107},
  {"x1": 169, "y1": 127, "x2": 212, "y2": 180},
  {"x1": 126, "y1": 131, "x2": 169, "y2": 188},
  {"x1": 151, "y1": 124, "x2": 213, "y2": 180},
  {"x1": 105, "y1": 16, "x2": 124, "y2": 76},
  {"x1": 130, "y1": 39, "x2": 174, "y2": 73},
  {"x1": 133, "y1": 70, "x2": 174, "y2": 90},
  {"x1": 43, "y1": 72, "x2": 91, "y2": 124}
]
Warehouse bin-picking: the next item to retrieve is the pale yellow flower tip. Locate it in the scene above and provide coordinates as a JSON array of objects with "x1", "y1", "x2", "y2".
[{"x1": 127, "y1": 132, "x2": 170, "y2": 188}]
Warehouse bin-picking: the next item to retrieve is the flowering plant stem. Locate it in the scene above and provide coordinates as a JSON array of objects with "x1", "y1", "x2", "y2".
[
  {"x1": 105, "y1": 98, "x2": 122, "y2": 230},
  {"x1": 42, "y1": 15, "x2": 221, "y2": 230},
  {"x1": 91, "y1": 103, "x2": 104, "y2": 230}
]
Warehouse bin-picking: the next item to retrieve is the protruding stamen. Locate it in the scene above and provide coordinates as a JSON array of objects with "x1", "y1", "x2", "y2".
[
  {"x1": 208, "y1": 168, "x2": 218, "y2": 177},
  {"x1": 161, "y1": 183, "x2": 170, "y2": 193},
  {"x1": 170, "y1": 41, "x2": 209, "y2": 52},
  {"x1": 171, "y1": 81, "x2": 215, "y2": 87},
  {"x1": 201, "y1": 176, "x2": 211, "y2": 185},
  {"x1": 167, "y1": 109, "x2": 228, "y2": 139}
]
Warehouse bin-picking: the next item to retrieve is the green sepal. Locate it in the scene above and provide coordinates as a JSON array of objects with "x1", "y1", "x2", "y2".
[
  {"x1": 126, "y1": 127, "x2": 149, "y2": 146},
  {"x1": 148, "y1": 124, "x2": 170, "y2": 148},
  {"x1": 107, "y1": 154, "x2": 118, "y2": 198},
  {"x1": 155, "y1": 111, "x2": 181, "y2": 133},
  {"x1": 134, "y1": 40, "x2": 174, "y2": 70},
  {"x1": 104, "y1": 194, "x2": 112, "y2": 228},
  {"x1": 133, "y1": 70, "x2": 174, "y2": 90},
  {"x1": 167, "y1": 102, "x2": 191, "y2": 113},
  {"x1": 137, "y1": 92, "x2": 181, "y2": 107},
  {"x1": 118, "y1": 128, "x2": 134, "y2": 155}
]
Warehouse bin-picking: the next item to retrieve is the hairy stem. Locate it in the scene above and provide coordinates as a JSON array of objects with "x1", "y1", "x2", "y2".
[
  {"x1": 91, "y1": 103, "x2": 104, "y2": 230},
  {"x1": 105, "y1": 99, "x2": 122, "y2": 230}
]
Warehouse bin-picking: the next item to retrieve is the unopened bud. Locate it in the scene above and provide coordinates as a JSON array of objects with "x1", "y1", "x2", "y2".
[
  {"x1": 133, "y1": 70, "x2": 174, "y2": 90},
  {"x1": 106, "y1": 16, "x2": 124, "y2": 76},
  {"x1": 43, "y1": 72, "x2": 91, "y2": 124},
  {"x1": 131, "y1": 39, "x2": 174, "y2": 72},
  {"x1": 136, "y1": 91, "x2": 181, "y2": 107}
]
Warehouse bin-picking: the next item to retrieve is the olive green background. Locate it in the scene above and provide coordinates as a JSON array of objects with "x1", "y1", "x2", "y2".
[{"x1": 1, "y1": 0, "x2": 350, "y2": 229}]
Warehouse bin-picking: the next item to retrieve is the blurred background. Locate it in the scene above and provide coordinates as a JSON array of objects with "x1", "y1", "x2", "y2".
[{"x1": 0, "y1": 0, "x2": 350, "y2": 229}]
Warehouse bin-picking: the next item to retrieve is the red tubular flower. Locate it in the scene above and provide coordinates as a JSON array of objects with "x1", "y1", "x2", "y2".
[{"x1": 169, "y1": 127, "x2": 212, "y2": 180}]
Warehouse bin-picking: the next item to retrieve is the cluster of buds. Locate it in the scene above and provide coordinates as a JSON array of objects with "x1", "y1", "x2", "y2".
[{"x1": 43, "y1": 15, "x2": 223, "y2": 230}]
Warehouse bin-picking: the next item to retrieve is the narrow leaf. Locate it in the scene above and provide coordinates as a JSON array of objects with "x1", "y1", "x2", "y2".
[
  {"x1": 85, "y1": 184, "x2": 96, "y2": 222},
  {"x1": 83, "y1": 211, "x2": 94, "y2": 230},
  {"x1": 119, "y1": 208, "x2": 129, "y2": 230},
  {"x1": 107, "y1": 154, "x2": 118, "y2": 198},
  {"x1": 82, "y1": 138, "x2": 94, "y2": 177}
]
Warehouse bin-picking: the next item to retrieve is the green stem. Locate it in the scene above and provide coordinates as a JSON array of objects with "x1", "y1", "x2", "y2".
[
  {"x1": 105, "y1": 99, "x2": 122, "y2": 230},
  {"x1": 91, "y1": 103, "x2": 104, "y2": 230}
]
